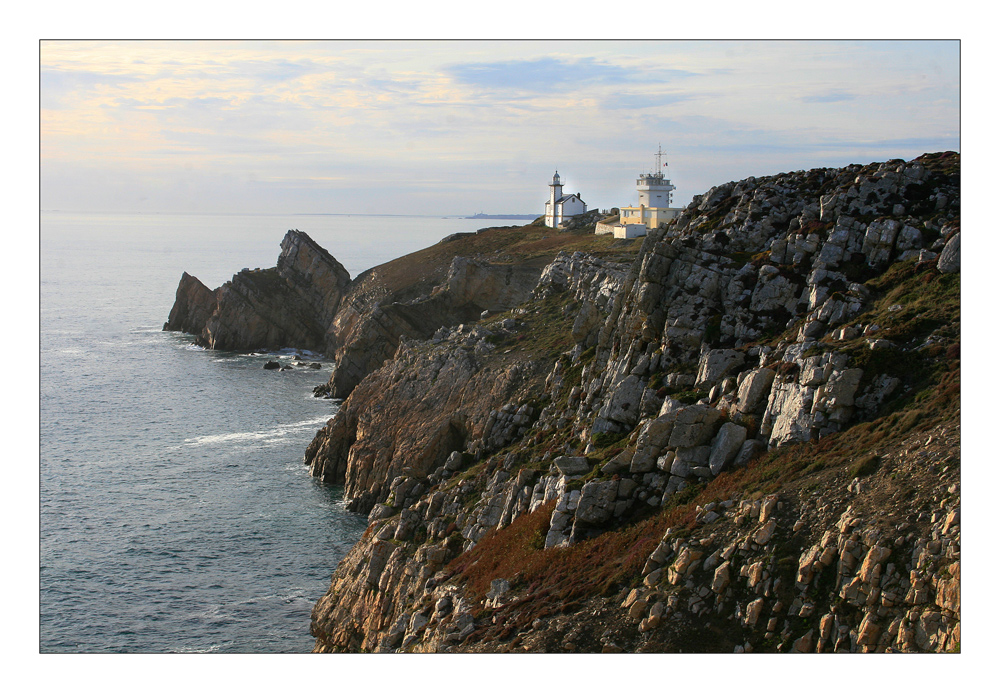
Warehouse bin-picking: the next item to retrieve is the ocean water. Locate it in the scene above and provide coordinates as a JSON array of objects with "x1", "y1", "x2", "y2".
[{"x1": 39, "y1": 211, "x2": 497, "y2": 653}]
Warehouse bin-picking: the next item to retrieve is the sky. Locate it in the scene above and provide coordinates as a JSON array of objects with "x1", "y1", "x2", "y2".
[{"x1": 39, "y1": 39, "x2": 960, "y2": 216}]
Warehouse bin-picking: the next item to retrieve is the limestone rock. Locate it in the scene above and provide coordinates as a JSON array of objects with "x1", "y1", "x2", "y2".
[
  {"x1": 629, "y1": 414, "x2": 676, "y2": 473},
  {"x1": 735, "y1": 367, "x2": 777, "y2": 414},
  {"x1": 754, "y1": 519, "x2": 777, "y2": 545}
]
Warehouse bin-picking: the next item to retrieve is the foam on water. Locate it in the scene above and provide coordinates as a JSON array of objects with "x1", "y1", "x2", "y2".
[{"x1": 180, "y1": 415, "x2": 335, "y2": 449}]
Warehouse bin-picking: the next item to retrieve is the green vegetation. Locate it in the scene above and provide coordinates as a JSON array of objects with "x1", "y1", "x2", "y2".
[
  {"x1": 350, "y1": 221, "x2": 643, "y2": 308},
  {"x1": 591, "y1": 430, "x2": 628, "y2": 449},
  {"x1": 849, "y1": 453, "x2": 881, "y2": 478},
  {"x1": 828, "y1": 258, "x2": 960, "y2": 413},
  {"x1": 668, "y1": 389, "x2": 708, "y2": 405}
]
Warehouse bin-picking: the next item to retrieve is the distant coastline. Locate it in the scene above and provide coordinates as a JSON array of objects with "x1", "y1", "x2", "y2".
[{"x1": 465, "y1": 213, "x2": 539, "y2": 220}]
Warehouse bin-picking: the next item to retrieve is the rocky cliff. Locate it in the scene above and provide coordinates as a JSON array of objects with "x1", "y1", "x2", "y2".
[
  {"x1": 165, "y1": 224, "x2": 605, "y2": 392},
  {"x1": 318, "y1": 256, "x2": 542, "y2": 399},
  {"x1": 164, "y1": 229, "x2": 352, "y2": 352},
  {"x1": 304, "y1": 152, "x2": 960, "y2": 653}
]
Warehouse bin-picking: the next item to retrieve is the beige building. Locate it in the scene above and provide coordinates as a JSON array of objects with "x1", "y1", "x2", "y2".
[{"x1": 600, "y1": 148, "x2": 683, "y2": 238}]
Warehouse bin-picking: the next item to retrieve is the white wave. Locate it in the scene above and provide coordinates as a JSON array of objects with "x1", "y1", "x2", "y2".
[
  {"x1": 181, "y1": 415, "x2": 334, "y2": 448},
  {"x1": 171, "y1": 641, "x2": 232, "y2": 654}
]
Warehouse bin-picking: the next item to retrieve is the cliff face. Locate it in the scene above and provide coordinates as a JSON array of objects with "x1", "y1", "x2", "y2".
[
  {"x1": 305, "y1": 152, "x2": 960, "y2": 653},
  {"x1": 165, "y1": 226, "x2": 555, "y2": 390},
  {"x1": 318, "y1": 257, "x2": 542, "y2": 399},
  {"x1": 164, "y1": 229, "x2": 352, "y2": 352},
  {"x1": 164, "y1": 272, "x2": 216, "y2": 335},
  {"x1": 305, "y1": 253, "x2": 629, "y2": 514}
]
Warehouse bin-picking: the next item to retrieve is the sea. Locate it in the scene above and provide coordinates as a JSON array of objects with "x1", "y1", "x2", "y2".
[{"x1": 39, "y1": 211, "x2": 501, "y2": 653}]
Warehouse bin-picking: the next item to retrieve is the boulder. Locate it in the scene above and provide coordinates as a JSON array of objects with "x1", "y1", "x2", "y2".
[
  {"x1": 937, "y1": 232, "x2": 960, "y2": 274},
  {"x1": 575, "y1": 480, "x2": 619, "y2": 524},
  {"x1": 708, "y1": 422, "x2": 748, "y2": 475},
  {"x1": 163, "y1": 272, "x2": 216, "y2": 335},
  {"x1": 813, "y1": 368, "x2": 864, "y2": 413},
  {"x1": 444, "y1": 451, "x2": 465, "y2": 471},
  {"x1": 754, "y1": 519, "x2": 777, "y2": 545},
  {"x1": 735, "y1": 367, "x2": 777, "y2": 414},
  {"x1": 667, "y1": 405, "x2": 722, "y2": 448},
  {"x1": 732, "y1": 439, "x2": 766, "y2": 468},
  {"x1": 554, "y1": 456, "x2": 590, "y2": 476}
]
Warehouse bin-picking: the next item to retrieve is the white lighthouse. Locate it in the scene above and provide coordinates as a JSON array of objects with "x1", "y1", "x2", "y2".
[
  {"x1": 608, "y1": 146, "x2": 683, "y2": 237},
  {"x1": 544, "y1": 170, "x2": 587, "y2": 228}
]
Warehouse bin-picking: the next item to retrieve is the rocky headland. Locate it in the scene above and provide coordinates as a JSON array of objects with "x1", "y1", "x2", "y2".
[{"x1": 167, "y1": 152, "x2": 960, "y2": 653}]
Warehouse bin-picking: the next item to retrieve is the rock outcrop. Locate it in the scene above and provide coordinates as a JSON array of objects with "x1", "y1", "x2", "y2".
[
  {"x1": 166, "y1": 227, "x2": 548, "y2": 399},
  {"x1": 302, "y1": 152, "x2": 959, "y2": 653},
  {"x1": 164, "y1": 229, "x2": 351, "y2": 352},
  {"x1": 319, "y1": 257, "x2": 541, "y2": 399},
  {"x1": 163, "y1": 272, "x2": 216, "y2": 335}
]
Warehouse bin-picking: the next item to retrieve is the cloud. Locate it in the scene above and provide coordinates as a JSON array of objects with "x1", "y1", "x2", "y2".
[
  {"x1": 224, "y1": 58, "x2": 325, "y2": 82},
  {"x1": 601, "y1": 92, "x2": 692, "y2": 110},
  {"x1": 446, "y1": 56, "x2": 695, "y2": 93},
  {"x1": 40, "y1": 68, "x2": 144, "y2": 109},
  {"x1": 800, "y1": 90, "x2": 857, "y2": 103},
  {"x1": 39, "y1": 41, "x2": 960, "y2": 216}
]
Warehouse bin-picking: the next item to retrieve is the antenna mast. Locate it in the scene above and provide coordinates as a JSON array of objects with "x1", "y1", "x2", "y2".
[{"x1": 655, "y1": 143, "x2": 668, "y2": 173}]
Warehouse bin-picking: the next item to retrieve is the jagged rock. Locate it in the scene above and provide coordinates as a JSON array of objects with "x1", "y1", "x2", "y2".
[
  {"x1": 735, "y1": 367, "x2": 777, "y2": 414},
  {"x1": 165, "y1": 230, "x2": 352, "y2": 352},
  {"x1": 862, "y1": 219, "x2": 903, "y2": 267},
  {"x1": 594, "y1": 374, "x2": 645, "y2": 433},
  {"x1": 163, "y1": 272, "x2": 215, "y2": 335},
  {"x1": 762, "y1": 381, "x2": 815, "y2": 446},
  {"x1": 629, "y1": 414, "x2": 676, "y2": 473},
  {"x1": 753, "y1": 519, "x2": 777, "y2": 545},
  {"x1": 813, "y1": 368, "x2": 863, "y2": 414},
  {"x1": 301, "y1": 153, "x2": 960, "y2": 653}
]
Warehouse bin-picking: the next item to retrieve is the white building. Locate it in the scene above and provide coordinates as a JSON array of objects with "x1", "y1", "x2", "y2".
[
  {"x1": 598, "y1": 147, "x2": 684, "y2": 238},
  {"x1": 544, "y1": 171, "x2": 587, "y2": 228}
]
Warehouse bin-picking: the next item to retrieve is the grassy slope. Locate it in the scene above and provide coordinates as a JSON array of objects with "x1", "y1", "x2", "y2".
[{"x1": 346, "y1": 222, "x2": 642, "y2": 306}]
